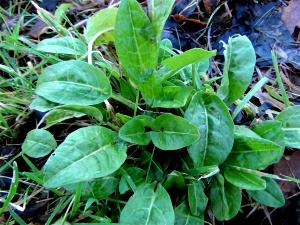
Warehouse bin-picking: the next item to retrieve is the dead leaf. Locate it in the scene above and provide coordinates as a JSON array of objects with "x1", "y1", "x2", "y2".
[
  {"x1": 28, "y1": 20, "x2": 49, "y2": 39},
  {"x1": 203, "y1": 0, "x2": 220, "y2": 15},
  {"x1": 281, "y1": 0, "x2": 300, "y2": 36},
  {"x1": 274, "y1": 151, "x2": 300, "y2": 193}
]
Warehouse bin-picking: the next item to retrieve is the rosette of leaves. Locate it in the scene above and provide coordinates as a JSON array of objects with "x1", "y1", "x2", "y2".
[{"x1": 21, "y1": 0, "x2": 300, "y2": 224}]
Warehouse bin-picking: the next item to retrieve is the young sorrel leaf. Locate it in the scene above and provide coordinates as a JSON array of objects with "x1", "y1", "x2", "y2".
[
  {"x1": 147, "y1": 0, "x2": 175, "y2": 38},
  {"x1": 120, "y1": 183, "x2": 174, "y2": 225},
  {"x1": 275, "y1": 105, "x2": 300, "y2": 149},
  {"x1": 224, "y1": 166, "x2": 266, "y2": 190},
  {"x1": 22, "y1": 129, "x2": 57, "y2": 158},
  {"x1": 115, "y1": 0, "x2": 158, "y2": 85},
  {"x1": 35, "y1": 37, "x2": 87, "y2": 55},
  {"x1": 119, "y1": 115, "x2": 154, "y2": 145},
  {"x1": 84, "y1": 7, "x2": 118, "y2": 45},
  {"x1": 224, "y1": 126, "x2": 282, "y2": 170},
  {"x1": 43, "y1": 126, "x2": 127, "y2": 188},
  {"x1": 142, "y1": 84, "x2": 192, "y2": 108},
  {"x1": 150, "y1": 113, "x2": 200, "y2": 150},
  {"x1": 35, "y1": 60, "x2": 112, "y2": 105},
  {"x1": 175, "y1": 202, "x2": 204, "y2": 225},
  {"x1": 247, "y1": 177, "x2": 285, "y2": 208},
  {"x1": 217, "y1": 35, "x2": 256, "y2": 105},
  {"x1": 187, "y1": 180, "x2": 208, "y2": 216},
  {"x1": 184, "y1": 91, "x2": 234, "y2": 167},
  {"x1": 209, "y1": 174, "x2": 241, "y2": 221},
  {"x1": 159, "y1": 48, "x2": 216, "y2": 81}
]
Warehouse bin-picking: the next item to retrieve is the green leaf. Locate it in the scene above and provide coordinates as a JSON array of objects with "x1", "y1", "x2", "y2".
[
  {"x1": 158, "y1": 39, "x2": 173, "y2": 63},
  {"x1": 115, "y1": 0, "x2": 158, "y2": 85},
  {"x1": 175, "y1": 202, "x2": 204, "y2": 225},
  {"x1": 163, "y1": 171, "x2": 185, "y2": 190},
  {"x1": 159, "y1": 48, "x2": 216, "y2": 81},
  {"x1": 84, "y1": 7, "x2": 118, "y2": 45},
  {"x1": 275, "y1": 105, "x2": 300, "y2": 149},
  {"x1": 217, "y1": 35, "x2": 256, "y2": 105},
  {"x1": 150, "y1": 113, "x2": 200, "y2": 150},
  {"x1": 43, "y1": 126, "x2": 127, "y2": 188},
  {"x1": 119, "y1": 115, "x2": 154, "y2": 145},
  {"x1": 43, "y1": 109, "x2": 85, "y2": 128},
  {"x1": 120, "y1": 183, "x2": 175, "y2": 225},
  {"x1": 209, "y1": 174, "x2": 241, "y2": 221},
  {"x1": 223, "y1": 166, "x2": 266, "y2": 190},
  {"x1": 54, "y1": 3, "x2": 72, "y2": 23},
  {"x1": 119, "y1": 167, "x2": 146, "y2": 194},
  {"x1": 29, "y1": 96, "x2": 58, "y2": 112},
  {"x1": 52, "y1": 218, "x2": 71, "y2": 225},
  {"x1": 184, "y1": 91, "x2": 234, "y2": 167},
  {"x1": 35, "y1": 60, "x2": 112, "y2": 105},
  {"x1": 65, "y1": 176, "x2": 119, "y2": 199},
  {"x1": 253, "y1": 120, "x2": 285, "y2": 148},
  {"x1": 54, "y1": 105, "x2": 103, "y2": 122},
  {"x1": 35, "y1": 37, "x2": 87, "y2": 55},
  {"x1": 247, "y1": 178, "x2": 285, "y2": 208},
  {"x1": 143, "y1": 84, "x2": 192, "y2": 108},
  {"x1": 187, "y1": 180, "x2": 208, "y2": 216},
  {"x1": 224, "y1": 126, "x2": 282, "y2": 170},
  {"x1": 148, "y1": 0, "x2": 175, "y2": 37},
  {"x1": 22, "y1": 129, "x2": 57, "y2": 158},
  {"x1": 180, "y1": 60, "x2": 209, "y2": 86}
]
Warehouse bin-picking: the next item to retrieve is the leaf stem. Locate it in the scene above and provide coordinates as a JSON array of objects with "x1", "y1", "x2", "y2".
[{"x1": 110, "y1": 92, "x2": 139, "y2": 110}]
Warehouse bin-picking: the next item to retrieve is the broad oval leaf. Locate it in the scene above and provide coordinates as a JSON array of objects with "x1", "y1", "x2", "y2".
[
  {"x1": 22, "y1": 129, "x2": 57, "y2": 158},
  {"x1": 84, "y1": 7, "x2": 118, "y2": 45},
  {"x1": 184, "y1": 91, "x2": 234, "y2": 167},
  {"x1": 187, "y1": 180, "x2": 208, "y2": 216},
  {"x1": 43, "y1": 126, "x2": 127, "y2": 188},
  {"x1": 115, "y1": 0, "x2": 158, "y2": 84},
  {"x1": 209, "y1": 173, "x2": 241, "y2": 221},
  {"x1": 247, "y1": 177, "x2": 285, "y2": 208},
  {"x1": 175, "y1": 202, "x2": 204, "y2": 225},
  {"x1": 35, "y1": 60, "x2": 112, "y2": 105},
  {"x1": 119, "y1": 115, "x2": 154, "y2": 145},
  {"x1": 224, "y1": 166, "x2": 266, "y2": 190},
  {"x1": 35, "y1": 37, "x2": 87, "y2": 55},
  {"x1": 120, "y1": 183, "x2": 175, "y2": 225},
  {"x1": 224, "y1": 126, "x2": 282, "y2": 170},
  {"x1": 276, "y1": 105, "x2": 300, "y2": 149},
  {"x1": 150, "y1": 113, "x2": 200, "y2": 150},
  {"x1": 217, "y1": 35, "x2": 256, "y2": 105}
]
